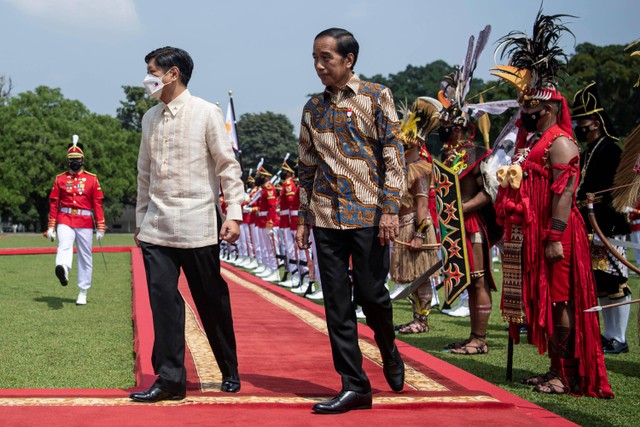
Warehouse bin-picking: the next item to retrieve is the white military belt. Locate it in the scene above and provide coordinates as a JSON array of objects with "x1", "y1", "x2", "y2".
[
  {"x1": 280, "y1": 209, "x2": 290, "y2": 215},
  {"x1": 289, "y1": 210, "x2": 298, "y2": 216},
  {"x1": 258, "y1": 212, "x2": 268, "y2": 217},
  {"x1": 61, "y1": 207, "x2": 92, "y2": 216}
]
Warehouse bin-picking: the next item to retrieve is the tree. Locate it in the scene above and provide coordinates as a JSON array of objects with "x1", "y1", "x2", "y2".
[
  {"x1": 566, "y1": 42, "x2": 640, "y2": 137},
  {"x1": 236, "y1": 112, "x2": 298, "y2": 179},
  {"x1": 363, "y1": 61, "x2": 455, "y2": 107},
  {"x1": 0, "y1": 75, "x2": 12, "y2": 105},
  {"x1": 0, "y1": 86, "x2": 139, "y2": 231},
  {"x1": 116, "y1": 85, "x2": 158, "y2": 132}
]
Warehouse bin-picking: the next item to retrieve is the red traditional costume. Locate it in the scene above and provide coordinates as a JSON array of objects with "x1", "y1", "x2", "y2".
[{"x1": 492, "y1": 8, "x2": 612, "y2": 398}]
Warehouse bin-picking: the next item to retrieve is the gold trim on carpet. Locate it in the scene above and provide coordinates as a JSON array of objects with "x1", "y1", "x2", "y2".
[
  {"x1": 182, "y1": 298, "x2": 223, "y2": 392},
  {"x1": 221, "y1": 268, "x2": 449, "y2": 392},
  {"x1": 0, "y1": 394, "x2": 499, "y2": 406}
]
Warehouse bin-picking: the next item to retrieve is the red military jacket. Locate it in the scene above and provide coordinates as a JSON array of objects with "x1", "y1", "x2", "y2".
[
  {"x1": 279, "y1": 177, "x2": 297, "y2": 228},
  {"x1": 245, "y1": 187, "x2": 260, "y2": 225},
  {"x1": 257, "y1": 182, "x2": 277, "y2": 228},
  {"x1": 290, "y1": 181, "x2": 300, "y2": 231},
  {"x1": 48, "y1": 169, "x2": 106, "y2": 230}
]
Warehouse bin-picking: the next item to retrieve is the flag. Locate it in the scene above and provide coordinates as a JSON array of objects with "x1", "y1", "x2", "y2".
[{"x1": 225, "y1": 101, "x2": 239, "y2": 151}]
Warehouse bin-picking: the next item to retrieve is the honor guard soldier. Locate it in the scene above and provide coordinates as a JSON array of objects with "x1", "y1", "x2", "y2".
[
  {"x1": 243, "y1": 175, "x2": 261, "y2": 269},
  {"x1": 278, "y1": 161, "x2": 298, "y2": 283},
  {"x1": 45, "y1": 135, "x2": 106, "y2": 305},
  {"x1": 254, "y1": 166, "x2": 280, "y2": 281}
]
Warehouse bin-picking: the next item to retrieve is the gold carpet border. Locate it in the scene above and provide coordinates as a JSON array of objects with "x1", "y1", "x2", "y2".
[
  {"x1": 0, "y1": 394, "x2": 498, "y2": 407},
  {"x1": 182, "y1": 298, "x2": 222, "y2": 392},
  {"x1": 222, "y1": 268, "x2": 449, "y2": 392}
]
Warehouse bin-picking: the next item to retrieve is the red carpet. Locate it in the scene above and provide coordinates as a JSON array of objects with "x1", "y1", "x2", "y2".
[{"x1": 0, "y1": 248, "x2": 576, "y2": 426}]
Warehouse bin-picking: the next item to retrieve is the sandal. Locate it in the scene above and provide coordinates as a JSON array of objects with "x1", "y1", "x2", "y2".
[
  {"x1": 534, "y1": 376, "x2": 569, "y2": 395},
  {"x1": 450, "y1": 340, "x2": 489, "y2": 355},
  {"x1": 397, "y1": 318, "x2": 429, "y2": 334},
  {"x1": 445, "y1": 337, "x2": 471, "y2": 350},
  {"x1": 394, "y1": 321, "x2": 412, "y2": 331},
  {"x1": 521, "y1": 371, "x2": 555, "y2": 386}
]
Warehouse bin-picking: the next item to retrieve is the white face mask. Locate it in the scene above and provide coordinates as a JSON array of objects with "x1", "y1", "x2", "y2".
[{"x1": 143, "y1": 70, "x2": 170, "y2": 98}]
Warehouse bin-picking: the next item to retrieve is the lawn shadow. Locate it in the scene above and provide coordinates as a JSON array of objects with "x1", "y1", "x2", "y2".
[
  {"x1": 601, "y1": 357, "x2": 640, "y2": 379},
  {"x1": 34, "y1": 296, "x2": 76, "y2": 310}
]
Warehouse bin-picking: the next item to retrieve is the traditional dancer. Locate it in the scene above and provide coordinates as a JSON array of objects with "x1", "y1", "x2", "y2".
[
  {"x1": 391, "y1": 98, "x2": 441, "y2": 334},
  {"x1": 492, "y1": 9, "x2": 613, "y2": 397},
  {"x1": 438, "y1": 25, "x2": 501, "y2": 355}
]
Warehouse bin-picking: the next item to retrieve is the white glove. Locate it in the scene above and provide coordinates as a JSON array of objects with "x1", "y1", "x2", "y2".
[
  {"x1": 624, "y1": 206, "x2": 635, "y2": 214},
  {"x1": 96, "y1": 230, "x2": 105, "y2": 241},
  {"x1": 46, "y1": 227, "x2": 56, "y2": 241}
]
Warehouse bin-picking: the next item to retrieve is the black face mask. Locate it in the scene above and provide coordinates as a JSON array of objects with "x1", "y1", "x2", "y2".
[
  {"x1": 520, "y1": 110, "x2": 545, "y2": 133},
  {"x1": 438, "y1": 126, "x2": 453, "y2": 143},
  {"x1": 574, "y1": 125, "x2": 591, "y2": 143},
  {"x1": 68, "y1": 160, "x2": 83, "y2": 171}
]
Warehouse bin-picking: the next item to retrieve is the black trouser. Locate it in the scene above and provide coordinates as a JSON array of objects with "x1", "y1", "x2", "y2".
[
  {"x1": 313, "y1": 226, "x2": 396, "y2": 394},
  {"x1": 140, "y1": 242, "x2": 239, "y2": 392}
]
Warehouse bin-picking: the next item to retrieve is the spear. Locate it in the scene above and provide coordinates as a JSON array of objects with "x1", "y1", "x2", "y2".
[{"x1": 584, "y1": 298, "x2": 640, "y2": 312}]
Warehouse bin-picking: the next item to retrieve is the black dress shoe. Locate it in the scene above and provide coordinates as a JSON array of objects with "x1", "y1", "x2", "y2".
[
  {"x1": 601, "y1": 335, "x2": 612, "y2": 348},
  {"x1": 55, "y1": 265, "x2": 68, "y2": 286},
  {"x1": 221, "y1": 378, "x2": 241, "y2": 393},
  {"x1": 603, "y1": 339, "x2": 629, "y2": 354},
  {"x1": 129, "y1": 385, "x2": 186, "y2": 403},
  {"x1": 312, "y1": 390, "x2": 372, "y2": 414},
  {"x1": 383, "y1": 348, "x2": 405, "y2": 392}
]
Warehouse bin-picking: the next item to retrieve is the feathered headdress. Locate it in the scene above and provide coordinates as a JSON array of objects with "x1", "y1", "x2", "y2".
[
  {"x1": 398, "y1": 97, "x2": 442, "y2": 147},
  {"x1": 438, "y1": 25, "x2": 519, "y2": 139},
  {"x1": 67, "y1": 134, "x2": 84, "y2": 158},
  {"x1": 438, "y1": 25, "x2": 492, "y2": 128},
  {"x1": 491, "y1": 7, "x2": 575, "y2": 109}
]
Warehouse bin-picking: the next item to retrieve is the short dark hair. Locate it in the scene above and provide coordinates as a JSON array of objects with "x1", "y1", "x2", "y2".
[
  {"x1": 315, "y1": 28, "x2": 359, "y2": 70},
  {"x1": 145, "y1": 46, "x2": 194, "y2": 87}
]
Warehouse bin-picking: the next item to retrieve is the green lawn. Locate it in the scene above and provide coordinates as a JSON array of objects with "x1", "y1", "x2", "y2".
[
  {"x1": 1, "y1": 233, "x2": 639, "y2": 426},
  {"x1": 0, "y1": 233, "x2": 135, "y2": 388},
  {"x1": 391, "y1": 264, "x2": 640, "y2": 427}
]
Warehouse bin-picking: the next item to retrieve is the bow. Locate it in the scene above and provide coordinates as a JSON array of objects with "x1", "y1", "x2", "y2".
[
  {"x1": 585, "y1": 298, "x2": 640, "y2": 312},
  {"x1": 586, "y1": 192, "x2": 640, "y2": 276}
]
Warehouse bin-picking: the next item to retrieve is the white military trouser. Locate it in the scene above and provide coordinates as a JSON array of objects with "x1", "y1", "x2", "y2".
[
  {"x1": 56, "y1": 223, "x2": 93, "y2": 290},
  {"x1": 258, "y1": 226, "x2": 279, "y2": 270},
  {"x1": 238, "y1": 223, "x2": 250, "y2": 257},
  {"x1": 280, "y1": 228, "x2": 297, "y2": 274},
  {"x1": 249, "y1": 224, "x2": 262, "y2": 263}
]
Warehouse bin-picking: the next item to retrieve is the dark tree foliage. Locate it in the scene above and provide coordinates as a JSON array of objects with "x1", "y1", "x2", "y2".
[
  {"x1": 236, "y1": 111, "x2": 298, "y2": 181},
  {"x1": 116, "y1": 85, "x2": 158, "y2": 132},
  {"x1": 0, "y1": 86, "x2": 137, "y2": 231},
  {"x1": 565, "y1": 42, "x2": 640, "y2": 137}
]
